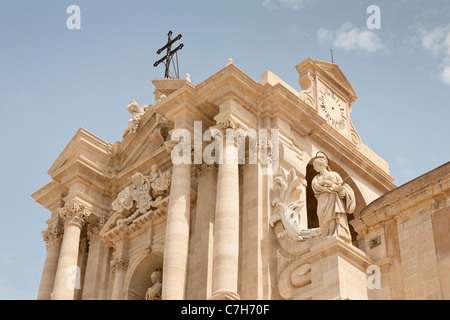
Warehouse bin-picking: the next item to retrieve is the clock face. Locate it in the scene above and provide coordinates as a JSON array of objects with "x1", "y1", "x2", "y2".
[{"x1": 318, "y1": 87, "x2": 347, "y2": 130}]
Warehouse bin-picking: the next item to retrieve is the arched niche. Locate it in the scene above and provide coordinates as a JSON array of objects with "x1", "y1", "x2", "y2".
[
  {"x1": 123, "y1": 250, "x2": 163, "y2": 300},
  {"x1": 305, "y1": 158, "x2": 367, "y2": 247}
]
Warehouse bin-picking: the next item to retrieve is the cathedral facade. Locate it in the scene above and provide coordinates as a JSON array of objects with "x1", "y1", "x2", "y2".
[{"x1": 32, "y1": 58, "x2": 450, "y2": 300}]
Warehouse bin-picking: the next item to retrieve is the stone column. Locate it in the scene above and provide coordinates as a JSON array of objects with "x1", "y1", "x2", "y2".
[
  {"x1": 82, "y1": 218, "x2": 109, "y2": 300},
  {"x1": 210, "y1": 122, "x2": 241, "y2": 300},
  {"x1": 110, "y1": 257, "x2": 129, "y2": 300},
  {"x1": 52, "y1": 201, "x2": 91, "y2": 300},
  {"x1": 192, "y1": 163, "x2": 217, "y2": 299},
  {"x1": 161, "y1": 159, "x2": 191, "y2": 300},
  {"x1": 37, "y1": 225, "x2": 63, "y2": 300}
]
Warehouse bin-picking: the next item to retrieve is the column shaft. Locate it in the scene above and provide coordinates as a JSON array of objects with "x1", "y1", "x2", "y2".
[
  {"x1": 162, "y1": 163, "x2": 191, "y2": 300},
  {"x1": 111, "y1": 267, "x2": 127, "y2": 300},
  {"x1": 211, "y1": 141, "x2": 240, "y2": 299},
  {"x1": 52, "y1": 224, "x2": 82, "y2": 300},
  {"x1": 37, "y1": 244, "x2": 61, "y2": 300}
]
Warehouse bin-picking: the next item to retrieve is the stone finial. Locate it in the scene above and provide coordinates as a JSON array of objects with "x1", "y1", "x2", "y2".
[
  {"x1": 185, "y1": 74, "x2": 191, "y2": 82},
  {"x1": 227, "y1": 58, "x2": 233, "y2": 66}
]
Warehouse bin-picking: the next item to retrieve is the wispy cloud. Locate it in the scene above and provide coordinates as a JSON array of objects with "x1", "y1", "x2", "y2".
[
  {"x1": 260, "y1": 0, "x2": 310, "y2": 11},
  {"x1": 419, "y1": 24, "x2": 450, "y2": 85},
  {"x1": 318, "y1": 21, "x2": 385, "y2": 54}
]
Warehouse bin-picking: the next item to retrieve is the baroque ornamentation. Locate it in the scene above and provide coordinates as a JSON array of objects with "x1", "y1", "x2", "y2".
[
  {"x1": 299, "y1": 71, "x2": 316, "y2": 107},
  {"x1": 349, "y1": 119, "x2": 362, "y2": 150},
  {"x1": 87, "y1": 217, "x2": 107, "y2": 243},
  {"x1": 59, "y1": 200, "x2": 92, "y2": 229},
  {"x1": 112, "y1": 165, "x2": 172, "y2": 226},
  {"x1": 193, "y1": 163, "x2": 218, "y2": 180},
  {"x1": 270, "y1": 167, "x2": 320, "y2": 241},
  {"x1": 110, "y1": 257, "x2": 129, "y2": 274},
  {"x1": 42, "y1": 225, "x2": 64, "y2": 248},
  {"x1": 122, "y1": 99, "x2": 149, "y2": 138}
]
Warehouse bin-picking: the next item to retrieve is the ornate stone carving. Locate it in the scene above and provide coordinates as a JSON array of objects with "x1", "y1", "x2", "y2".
[
  {"x1": 59, "y1": 201, "x2": 92, "y2": 229},
  {"x1": 110, "y1": 258, "x2": 129, "y2": 274},
  {"x1": 149, "y1": 165, "x2": 172, "y2": 200},
  {"x1": 349, "y1": 119, "x2": 362, "y2": 150},
  {"x1": 87, "y1": 217, "x2": 107, "y2": 243},
  {"x1": 42, "y1": 225, "x2": 64, "y2": 249},
  {"x1": 299, "y1": 71, "x2": 316, "y2": 107},
  {"x1": 122, "y1": 100, "x2": 149, "y2": 138},
  {"x1": 145, "y1": 269, "x2": 163, "y2": 300},
  {"x1": 311, "y1": 155, "x2": 356, "y2": 243},
  {"x1": 193, "y1": 163, "x2": 218, "y2": 180},
  {"x1": 112, "y1": 165, "x2": 172, "y2": 226},
  {"x1": 270, "y1": 167, "x2": 320, "y2": 241}
]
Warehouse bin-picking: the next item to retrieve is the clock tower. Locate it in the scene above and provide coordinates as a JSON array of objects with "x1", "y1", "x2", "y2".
[{"x1": 296, "y1": 58, "x2": 361, "y2": 148}]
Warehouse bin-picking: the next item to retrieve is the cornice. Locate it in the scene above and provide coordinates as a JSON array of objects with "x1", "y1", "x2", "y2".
[{"x1": 351, "y1": 162, "x2": 450, "y2": 235}]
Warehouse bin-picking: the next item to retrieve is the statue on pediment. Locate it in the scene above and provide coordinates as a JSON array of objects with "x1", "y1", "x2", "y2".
[{"x1": 122, "y1": 99, "x2": 149, "y2": 138}]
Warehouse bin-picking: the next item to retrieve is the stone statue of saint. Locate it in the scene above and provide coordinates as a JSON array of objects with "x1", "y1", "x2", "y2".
[
  {"x1": 145, "y1": 269, "x2": 162, "y2": 300},
  {"x1": 122, "y1": 100, "x2": 149, "y2": 138},
  {"x1": 311, "y1": 155, "x2": 356, "y2": 243}
]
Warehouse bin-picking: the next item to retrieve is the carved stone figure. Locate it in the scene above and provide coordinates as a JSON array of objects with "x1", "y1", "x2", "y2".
[
  {"x1": 311, "y1": 155, "x2": 355, "y2": 243},
  {"x1": 130, "y1": 173, "x2": 152, "y2": 214},
  {"x1": 122, "y1": 99, "x2": 149, "y2": 138},
  {"x1": 145, "y1": 269, "x2": 162, "y2": 300}
]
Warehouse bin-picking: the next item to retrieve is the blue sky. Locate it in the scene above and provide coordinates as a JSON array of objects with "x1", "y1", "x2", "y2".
[{"x1": 0, "y1": 0, "x2": 449, "y2": 299}]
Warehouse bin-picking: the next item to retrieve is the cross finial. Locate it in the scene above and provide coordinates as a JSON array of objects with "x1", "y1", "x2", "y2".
[{"x1": 153, "y1": 31, "x2": 184, "y2": 79}]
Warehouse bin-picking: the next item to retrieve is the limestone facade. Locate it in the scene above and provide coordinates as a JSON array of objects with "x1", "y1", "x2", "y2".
[{"x1": 32, "y1": 58, "x2": 449, "y2": 300}]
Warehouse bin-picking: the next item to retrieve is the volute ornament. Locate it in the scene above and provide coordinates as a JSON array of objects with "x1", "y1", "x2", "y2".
[{"x1": 270, "y1": 167, "x2": 320, "y2": 241}]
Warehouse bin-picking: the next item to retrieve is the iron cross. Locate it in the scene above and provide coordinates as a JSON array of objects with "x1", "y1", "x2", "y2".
[{"x1": 153, "y1": 30, "x2": 184, "y2": 79}]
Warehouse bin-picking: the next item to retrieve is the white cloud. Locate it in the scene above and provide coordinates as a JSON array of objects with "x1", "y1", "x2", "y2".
[
  {"x1": 261, "y1": 0, "x2": 309, "y2": 10},
  {"x1": 420, "y1": 24, "x2": 450, "y2": 85},
  {"x1": 317, "y1": 22, "x2": 385, "y2": 54},
  {"x1": 441, "y1": 61, "x2": 450, "y2": 85},
  {"x1": 420, "y1": 25, "x2": 450, "y2": 56}
]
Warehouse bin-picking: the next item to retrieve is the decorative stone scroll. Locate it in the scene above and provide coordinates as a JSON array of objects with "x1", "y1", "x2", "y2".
[
  {"x1": 111, "y1": 165, "x2": 172, "y2": 226},
  {"x1": 270, "y1": 167, "x2": 320, "y2": 242},
  {"x1": 122, "y1": 99, "x2": 149, "y2": 138},
  {"x1": 299, "y1": 71, "x2": 316, "y2": 107}
]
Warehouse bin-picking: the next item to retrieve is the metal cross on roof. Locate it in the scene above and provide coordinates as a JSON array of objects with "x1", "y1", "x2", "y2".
[{"x1": 153, "y1": 30, "x2": 184, "y2": 79}]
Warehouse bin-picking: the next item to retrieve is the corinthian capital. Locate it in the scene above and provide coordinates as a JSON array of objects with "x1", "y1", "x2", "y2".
[
  {"x1": 59, "y1": 200, "x2": 92, "y2": 229},
  {"x1": 110, "y1": 258, "x2": 129, "y2": 274},
  {"x1": 210, "y1": 119, "x2": 247, "y2": 146},
  {"x1": 42, "y1": 225, "x2": 64, "y2": 249}
]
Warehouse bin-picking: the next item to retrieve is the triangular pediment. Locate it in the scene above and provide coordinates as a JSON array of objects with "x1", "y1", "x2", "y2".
[
  {"x1": 48, "y1": 127, "x2": 110, "y2": 179},
  {"x1": 296, "y1": 58, "x2": 357, "y2": 103},
  {"x1": 119, "y1": 109, "x2": 173, "y2": 170}
]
